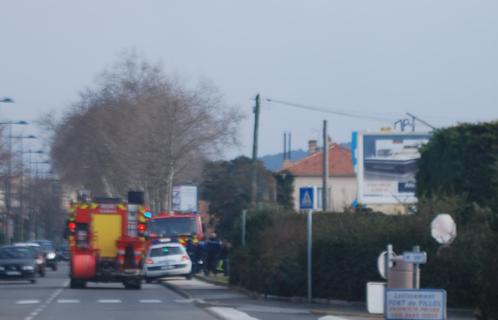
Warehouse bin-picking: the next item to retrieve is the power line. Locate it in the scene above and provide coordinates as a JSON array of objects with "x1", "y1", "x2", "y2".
[{"x1": 265, "y1": 98, "x2": 401, "y2": 122}]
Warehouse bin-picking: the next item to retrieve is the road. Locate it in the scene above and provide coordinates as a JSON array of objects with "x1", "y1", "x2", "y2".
[
  {"x1": 0, "y1": 262, "x2": 216, "y2": 320},
  {"x1": 0, "y1": 263, "x2": 368, "y2": 320}
]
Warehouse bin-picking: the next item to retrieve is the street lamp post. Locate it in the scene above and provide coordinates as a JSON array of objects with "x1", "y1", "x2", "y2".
[
  {"x1": 9, "y1": 134, "x2": 36, "y2": 241},
  {"x1": 24, "y1": 151, "x2": 44, "y2": 240},
  {"x1": 0, "y1": 120, "x2": 28, "y2": 244},
  {"x1": 0, "y1": 97, "x2": 15, "y2": 244},
  {"x1": 27, "y1": 157, "x2": 47, "y2": 239}
]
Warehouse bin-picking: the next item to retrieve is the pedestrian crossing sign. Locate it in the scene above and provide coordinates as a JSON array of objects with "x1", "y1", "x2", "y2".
[{"x1": 299, "y1": 187, "x2": 314, "y2": 210}]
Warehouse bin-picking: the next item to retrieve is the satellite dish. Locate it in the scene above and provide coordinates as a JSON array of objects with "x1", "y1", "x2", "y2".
[
  {"x1": 377, "y1": 250, "x2": 395, "y2": 279},
  {"x1": 431, "y1": 214, "x2": 457, "y2": 245}
]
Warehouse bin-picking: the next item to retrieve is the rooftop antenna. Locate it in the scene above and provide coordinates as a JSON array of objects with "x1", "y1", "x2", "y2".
[
  {"x1": 283, "y1": 132, "x2": 287, "y2": 160},
  {"x1": 406, "y1": 112, "x2": 437, "y2": 132},
  {"x1": 288, "y1": 132, "x2": 292, "y2": 160}
]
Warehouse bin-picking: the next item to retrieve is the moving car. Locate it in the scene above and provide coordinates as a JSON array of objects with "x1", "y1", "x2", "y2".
[
  {"x1": 144, "y1": 240, "x2": 192, "y2": 283},
  {"x1": 0, "y1": 246, "x2": 37, "y2": 284},
  {"x1": 14, "y1": 243, "x2": 46, "y2": 277},
  {"x1": 32, "y1": 240, "x2": 58, "y2": 271}
]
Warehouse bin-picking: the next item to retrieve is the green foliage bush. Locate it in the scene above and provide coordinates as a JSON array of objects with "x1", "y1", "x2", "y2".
[{"x1": 230, "y1": 196, "x2": 498, "y2": 318}]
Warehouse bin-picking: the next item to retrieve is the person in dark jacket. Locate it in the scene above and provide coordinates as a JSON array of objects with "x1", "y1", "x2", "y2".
[
  {"x1": 204, "y1": 233, "x2": 222, "y2": 276},
  {"x1": 185, "y1": 235, "x2": 197, "y2": 274},
  {"x1": 219, "y1": 240, "x2": 231, "y2": 276}
]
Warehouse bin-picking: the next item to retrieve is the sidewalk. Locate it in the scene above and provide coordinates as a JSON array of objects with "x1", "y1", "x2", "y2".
[
  {"x1": 161, "y1": 275, "x2": 475, "y2": 320},
  {"x1": 162, "y1": 276, "x2": 382, "y2": 320}
]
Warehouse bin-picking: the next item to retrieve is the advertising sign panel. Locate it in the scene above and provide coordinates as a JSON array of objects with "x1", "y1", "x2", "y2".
[
  {"x1": 354, "y1": 132, "x2": 431, "y2": 204},
  {"x1": 171, "y1": 185, "x2": 198, "y2": 213},
  {"x1": 385, "y1": 289, "x2": 446, "y2": 320}
]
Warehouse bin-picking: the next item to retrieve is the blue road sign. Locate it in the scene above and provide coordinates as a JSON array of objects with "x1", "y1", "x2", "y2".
[
  {"x1": 299, "y1": 187, "x2": 314, "y2": 210},
  {"x1": 403, "y1": 251, "x2": 427, "y2": 264}
]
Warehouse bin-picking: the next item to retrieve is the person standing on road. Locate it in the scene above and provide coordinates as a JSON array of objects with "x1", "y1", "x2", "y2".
[
  {"x1": 185, "y1": 234, "x2": 198, "y2": 274},
  {"x1": 204, "y1": 233, "x2": 221, "y2": 276},
  {"x1": 219, "y1": 240, "x2": 231, "y2": 276}
]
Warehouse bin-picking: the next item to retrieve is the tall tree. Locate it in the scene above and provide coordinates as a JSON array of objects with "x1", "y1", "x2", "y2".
[
  {"x1": 51, "y1": 51, "x2": 241, "y2": 211},
  {"x1": 201, "y1": 156, "x2": 276, "y2": 237},
  {"x1": 416, "y1": 121, "x2": 498, "y2": 211}
]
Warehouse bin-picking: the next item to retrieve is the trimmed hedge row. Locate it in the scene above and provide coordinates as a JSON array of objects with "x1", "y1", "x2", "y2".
[{"x1": 229, "y1": 198, "x2": 498, "y2": 318}]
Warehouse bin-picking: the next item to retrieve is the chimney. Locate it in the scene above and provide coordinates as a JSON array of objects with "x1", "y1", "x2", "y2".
[{"x1": 308, "y1": 140, "x2": 318, "y2": 155}]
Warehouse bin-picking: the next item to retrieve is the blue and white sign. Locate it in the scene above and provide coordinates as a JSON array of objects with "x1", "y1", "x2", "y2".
[
  {"x1": 299, "y1": 187, "x2": 314, "y2": 210},
  {"x1": 403, "y1": 252, "x2": 427, "y2": 264},
  {"x1": 385, "y1": 289, "x2": 447, "y2": 320}
]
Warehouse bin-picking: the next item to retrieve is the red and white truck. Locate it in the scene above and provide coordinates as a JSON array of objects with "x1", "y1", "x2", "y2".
[{"x1": 66, "y1": 192, "x2": 149, "y2": 289}]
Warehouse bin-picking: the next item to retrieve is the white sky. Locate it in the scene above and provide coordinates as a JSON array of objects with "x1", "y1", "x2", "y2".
[{"x1": 1, "y1": 1, "x2": 497, "y2": 159}]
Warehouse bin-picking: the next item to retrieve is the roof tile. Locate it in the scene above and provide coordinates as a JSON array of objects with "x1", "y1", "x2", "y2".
[{"x1": 282, "y1": 144, "x2": 355, "y2": 177}]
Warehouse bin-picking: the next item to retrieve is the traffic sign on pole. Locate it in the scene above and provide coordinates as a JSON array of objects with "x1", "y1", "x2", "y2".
[
  {"x1": 385, "y1": 289, "x2": 447, "y2": 320},
  {"x1": 403, "y1": 251, "x2": 427, "y2": 264},
  {"x1": 300, "y1": 187, "x2": 314, "y2": 210}
]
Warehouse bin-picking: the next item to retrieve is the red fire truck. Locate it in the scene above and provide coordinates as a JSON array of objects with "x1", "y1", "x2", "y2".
[
  {"x1": 67, "y1": 192, "x2": 149, "y2": 289},
  {"x1": 147, "y1": 212, "x2": 204, "y2": 245}
]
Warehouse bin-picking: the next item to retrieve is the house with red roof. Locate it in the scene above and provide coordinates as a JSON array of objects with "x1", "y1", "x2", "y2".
[{"x1": 281, "y1": 140, "x2": 357, "y2": 212}]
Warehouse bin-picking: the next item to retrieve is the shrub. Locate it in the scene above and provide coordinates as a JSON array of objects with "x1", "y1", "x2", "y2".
[{"x1": 230, "y1": 196, "x2": 498, "y2": 318}]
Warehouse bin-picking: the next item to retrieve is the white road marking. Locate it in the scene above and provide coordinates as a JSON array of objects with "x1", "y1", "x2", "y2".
[
  {"x1": 23, "y1": 286, "x2": 65, "y2": 320},
  {"x1": 239, "y1": 305, "x2": 310, "y2": 314},
  {"x1": 207, "y1": 307, "x2": 259, "y2": 320},
  {"x1": 98, "y1": 299, "x2": 122, "y2": 304},
  {"x1": 318, "y1": 316, "x2": 350, "y2": 320},
  {"x1": 57, "y1": 299, "x2": 80, "y2": 304},
  {"x1": 173, "y1": 298, "x2": 195, "y2": 303},
  {"x1": 139, "y1": 299, "x2": 162, "y2": 303},
  {"x1": 17, "y1": 300, "x2": 40, "y2": 304}
]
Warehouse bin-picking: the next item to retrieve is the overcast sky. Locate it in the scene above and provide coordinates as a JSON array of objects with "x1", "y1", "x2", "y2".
[{"x1": 1, "y1": 1, "x2": 497, "y2": 159}]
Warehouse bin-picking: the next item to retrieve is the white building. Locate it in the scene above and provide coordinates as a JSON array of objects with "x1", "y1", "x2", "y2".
[{"x1": 281, "y1": 141, "x2": 357, "y2": 212}]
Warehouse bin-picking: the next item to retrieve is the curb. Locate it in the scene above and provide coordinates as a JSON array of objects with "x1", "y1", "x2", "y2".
[
  {"x1": 193, "y1": 275, "x2": 371, "y2": 317},
  {"x1": 160, "y1": 280, "x2": 191, "y2": 299},
  {"x1": 160, "y1": 280, "x2": 230, "y2": 320},
  {"x1": 311, "y1": 308, "x2": 383, "y2": 319}
]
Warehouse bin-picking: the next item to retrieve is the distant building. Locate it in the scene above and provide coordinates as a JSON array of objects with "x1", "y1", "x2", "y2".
[{"x1": 281, "y1": 141, "x2": 357, "y2": 212}]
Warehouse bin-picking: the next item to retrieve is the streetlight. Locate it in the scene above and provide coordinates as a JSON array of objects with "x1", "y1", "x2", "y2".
[
  {"x1": 0, "y1": 97, "x2": 14, "y2": 103},
  {"x1": 9, "y1": 134, "x2": 36, "y2": 241},
  {"x1": 0, "y1": 98, "x2": 16, "y2": 243},
  {"x1": 0, "y1": 120, "x2": 28, "y2": 244},
  {"x1": 26, "y1": 155, "x2": 47, "y2": 240}
]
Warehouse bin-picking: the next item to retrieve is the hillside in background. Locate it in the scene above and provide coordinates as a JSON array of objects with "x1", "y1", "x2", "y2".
[{"x1": 260, "y1": 150, "x2": 308, "y2": 172}]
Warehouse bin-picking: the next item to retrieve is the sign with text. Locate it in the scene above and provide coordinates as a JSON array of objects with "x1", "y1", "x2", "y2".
[
  {"x1": 403, "y1": 252, "x2": 427, "y2": 264},
  {"x1": 172, "y1": 185, "x2": 198, "y2": 213},
  {"x1": 385, "y1": 289, "x2": 446, "y2": 320},
  {"x1": 353, "y1": 132, "x2": 431, "y2": 205}
]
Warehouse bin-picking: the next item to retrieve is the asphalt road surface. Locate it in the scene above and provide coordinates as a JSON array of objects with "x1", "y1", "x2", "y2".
[{"x1": 0, "y1": 262, "x2": 217, "y2": 320}]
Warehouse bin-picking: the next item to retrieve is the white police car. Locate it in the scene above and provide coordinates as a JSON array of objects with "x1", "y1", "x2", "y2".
[{"x1": 144, "y1": 240, "x2": 192, "y2": 283}]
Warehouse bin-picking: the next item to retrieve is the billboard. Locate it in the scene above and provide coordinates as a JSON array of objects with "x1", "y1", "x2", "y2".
[
  {"x1": 171, "y1": 185, "x2": 198, "y2": 212},
  {"x1": 353, "y1": 132, "x2": 431, "y2": 204}
]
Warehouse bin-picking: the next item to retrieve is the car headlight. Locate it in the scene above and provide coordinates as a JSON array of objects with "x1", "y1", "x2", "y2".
[
  {"x1": 0, "y1": 266, "x2": 5, "y2": 271},
  {"x1": 47, "y1": 252, "x2": 56, "y2": 259},
  {"x1": 22, "y1": 265, "x2": 35, "y2": 271}
]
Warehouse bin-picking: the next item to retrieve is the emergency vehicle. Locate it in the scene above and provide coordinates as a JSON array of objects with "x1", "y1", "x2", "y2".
[
  {"x1": 66, "y1": 191, "x2": 149, "y2": 289},
  {"x1": 147, "y1": 212, "x2": 204, "y2": 246}
]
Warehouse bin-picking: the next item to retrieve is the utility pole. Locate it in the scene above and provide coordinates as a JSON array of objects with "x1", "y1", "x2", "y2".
[
  {"x1": 251, "y1": 94, "x2": 260, "y2": 207},
  {"x1": 322, "y1": 120, "x2": 329, "y2": 211}
]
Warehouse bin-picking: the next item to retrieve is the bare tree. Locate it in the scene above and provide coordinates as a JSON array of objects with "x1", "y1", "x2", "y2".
[{"x1": 51, "y1": 51, "x2": 241, "y2": 211}]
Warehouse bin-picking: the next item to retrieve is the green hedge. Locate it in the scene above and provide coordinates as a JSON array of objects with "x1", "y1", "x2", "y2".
[{"x1": 229, "y1": 198, "x2": 498, "y2": 318}]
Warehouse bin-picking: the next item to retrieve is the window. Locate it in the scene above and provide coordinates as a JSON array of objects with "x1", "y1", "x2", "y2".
[{"x1": 149, "y1": 246, "x2": 183, "y2": 257}]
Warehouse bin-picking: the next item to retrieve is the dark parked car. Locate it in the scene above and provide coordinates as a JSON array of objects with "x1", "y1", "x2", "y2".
[
  {"x1": 32, "y1": 240, "x2": 58, "y2": 271},
  {"x1": 14, "y1": 243, "x2": 46, "y2": 277},
  {"x1": 0, "y1": 246, "x2": 37, "y2": 283},
  {"x1": 56, "y1": 245, "x2": 69, "y2": 262}
]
